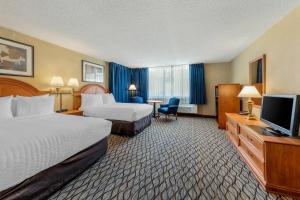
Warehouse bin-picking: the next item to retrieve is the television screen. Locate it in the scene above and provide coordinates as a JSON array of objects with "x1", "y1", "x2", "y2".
[
  {"x1": 261, "y1": 96, "x2": 293, "y2": 130},
  {"x1": 261, "y1": 95, "x2": 300, "y2": 136}
]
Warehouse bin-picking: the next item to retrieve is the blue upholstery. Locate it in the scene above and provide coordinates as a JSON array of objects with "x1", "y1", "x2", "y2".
[
  {"x1": 158, "y1": 97, "x2": 180, "y2": 119},
  {"x1": 131, "y1": 96, "x2": 144, "y2": 104}
]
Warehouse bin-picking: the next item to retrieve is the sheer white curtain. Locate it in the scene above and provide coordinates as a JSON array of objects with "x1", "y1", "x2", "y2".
[{"x1": 149, "y1": 65, "x2": 189, "y2": 104}]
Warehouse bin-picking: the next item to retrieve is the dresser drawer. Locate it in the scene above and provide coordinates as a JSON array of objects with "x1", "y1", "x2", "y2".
[
  {"x1": 239, "y1": 136, "x2": 265, "y2": 176},
  {"x1": 227, "y1": 117, "x2": 238, "y2": 129},
  {"x1": 240, "y1": 125, "x2": 264, "y2": 155},
  {"x1": 226, "y1": 122, "x2": 239, "y2": 146},
  {"x1": 227, "y1": 121, "x2": 238, "y2": 135}
]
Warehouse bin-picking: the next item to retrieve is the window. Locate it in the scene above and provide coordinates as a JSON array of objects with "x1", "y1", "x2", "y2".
[{"x1": 149, "y1": 65, "x2": 190, "y2": 104}]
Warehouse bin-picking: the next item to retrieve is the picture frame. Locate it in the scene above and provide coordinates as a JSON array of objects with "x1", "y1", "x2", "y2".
[
  {"x1": 0, "y1": 37, "x2": 34, "y2": 77},
  {"x1": 82, "y1": 60, "x2": 104, "y2": 83}
]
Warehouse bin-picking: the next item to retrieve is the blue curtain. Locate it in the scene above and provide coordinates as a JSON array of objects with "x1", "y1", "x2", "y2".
[
  {"x1": 256, "y1": 59, "x2": 263, "y2": 83},
  {"x1": 109, "y1": 62, "x2": 131, "y2": 102},
  {"x1": 189, "y1": 63, "x2": 207, "y2": 104},
  {"x1": 131, "y1": 68, "x2": 149, "y2": 102}
]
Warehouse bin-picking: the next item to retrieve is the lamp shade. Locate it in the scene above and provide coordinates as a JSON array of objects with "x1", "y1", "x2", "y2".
[
  {"x1": 67, "y1": 78, "x2": 79, "y2": 88},
  {"x1": 50, "y1": 76, "x2": 64, "y2": 87},
  {"x1": 128, "y1": 84, "x2": 137, "y2": 91},
  {"x1": 238, "y1": 86, "x2": 261, "y2": 98}
]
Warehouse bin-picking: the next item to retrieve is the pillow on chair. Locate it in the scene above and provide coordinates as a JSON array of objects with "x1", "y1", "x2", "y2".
[{"x1": 131, "y1": 96, "x2": 144, "y2": 104}]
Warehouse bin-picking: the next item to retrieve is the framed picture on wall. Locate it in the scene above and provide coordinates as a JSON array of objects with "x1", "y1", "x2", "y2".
[
  {"x1": 0, "y1": 37, "x2": 34, "y2": 77},
  {"x1": 82, "y1": 60, "x2": 104, "y2": 83}
]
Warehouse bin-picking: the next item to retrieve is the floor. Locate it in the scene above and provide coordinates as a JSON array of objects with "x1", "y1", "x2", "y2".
[{"x1": 50, "y1": 117, "x2": 290, "y2": 200}]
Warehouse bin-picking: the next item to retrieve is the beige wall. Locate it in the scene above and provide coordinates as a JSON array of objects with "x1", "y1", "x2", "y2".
[
  {"x1": 0, "y1": 26, "x2": 108, "y2": 110},
  {"x1": 198, "y1": 62, "x2": 232, "y2": 116},
  {"x1": 231, "y1": 6, "x2": 300, "y2": 116}
]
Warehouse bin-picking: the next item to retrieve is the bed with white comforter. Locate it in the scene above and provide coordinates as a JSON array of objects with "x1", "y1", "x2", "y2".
[
  {"x1": 0, "y1": 113, "x2": 111, "y2": 192},
  {"x1": 81, "y1": 103, "x2": 153, "y2": 122}
]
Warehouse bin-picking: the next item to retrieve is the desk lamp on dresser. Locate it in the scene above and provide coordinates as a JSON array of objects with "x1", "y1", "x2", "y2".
[{"x1": 238, "y1": 86, "x2": 261, "y2": 120}]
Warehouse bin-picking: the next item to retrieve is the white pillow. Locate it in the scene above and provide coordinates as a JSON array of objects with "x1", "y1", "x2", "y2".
[
  {"x1": 0, "y1": 96, "x2": 13, "y2": 119},
  {"x1": 102, "y1": 93, "x2": 116, "y2": 104},
  {"x1": 81, "y1": 94, "x2": 103, "y2": 109},
  {"x1": 15, "y1": 95, "x2": 55, "y2": 117}
]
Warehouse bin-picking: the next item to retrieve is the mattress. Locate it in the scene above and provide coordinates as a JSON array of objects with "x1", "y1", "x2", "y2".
[
  {"x1": 0, "y1": 113, "x2": 112, "y2": 192},
  {"x1": 81, "y1": 103, "x2": 153, "y2": 122}
]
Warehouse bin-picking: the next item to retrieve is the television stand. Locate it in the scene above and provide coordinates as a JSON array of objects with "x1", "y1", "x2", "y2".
[{"x1": 225, "y1": 113, "x2": 300, "y2": 198}]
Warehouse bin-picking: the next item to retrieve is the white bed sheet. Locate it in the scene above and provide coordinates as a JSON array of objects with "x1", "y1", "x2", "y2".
[
  {"x1": 0, "y1": 113, "x2": 111, "y2": 191},
  {"x1": 81, "y1": 103, "x2": 153, "y2": 122}
]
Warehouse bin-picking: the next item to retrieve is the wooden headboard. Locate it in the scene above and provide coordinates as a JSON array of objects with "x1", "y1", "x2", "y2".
[
  {"x1": 73, "y1": 84, "x2": 108, "y2": 110},
  {"x1": 0, "y1": 77, "x2": 42, "y2": 97}
]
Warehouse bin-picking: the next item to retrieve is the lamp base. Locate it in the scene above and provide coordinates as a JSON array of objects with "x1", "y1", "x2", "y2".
[
  {"x1": 247, "y1": 98, "x2": 256, "y2": 120},
  {"x1": 247, "y1": 114, "x2": 256, "y2": 120}
]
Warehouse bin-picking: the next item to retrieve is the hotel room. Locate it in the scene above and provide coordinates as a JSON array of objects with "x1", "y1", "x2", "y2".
[{"x1": 1, "y1": 0, "x2": 300, "y2": 199}]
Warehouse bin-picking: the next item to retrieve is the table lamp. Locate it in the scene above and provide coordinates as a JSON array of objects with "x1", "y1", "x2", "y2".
[
  {"x1": 50, "y1": 76, "x2": 64, "y2": 93},
  {"x1": 67, "y1": 78, "x2": 79, "y2": 92},
  {"x1": 128, "y1": 84, "x2": 137, "y2": 97},
  {"x1": 238, "y1": 86, "x2": 261, "y2": 120},
  {"x1": 50, "y1": 76, "x2": 66, "y2": 113}
]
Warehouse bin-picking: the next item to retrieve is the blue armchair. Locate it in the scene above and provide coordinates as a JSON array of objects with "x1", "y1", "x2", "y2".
[
  {"x1": 131, "y1": 96, "x2": 144, "y2": 104},
  {"x1": 158, "y1": 97, "x2": 180, "y2": 120}
]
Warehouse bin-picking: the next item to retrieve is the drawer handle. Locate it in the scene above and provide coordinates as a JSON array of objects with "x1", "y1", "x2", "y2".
[
  {"x1": 247, "y1": 135, "x2": 253, "y2": 142},
  {"x1": 247, "y1": 149, "x2": 254, "y2": 158}
]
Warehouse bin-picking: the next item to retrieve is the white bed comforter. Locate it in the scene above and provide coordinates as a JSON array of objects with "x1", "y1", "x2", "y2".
[
  {"x1": 81, "y1": 103, "x2": 153, "y2": 122},
  {"x1": 0, "y1": 114, "x2": 111, "y2": 191}
]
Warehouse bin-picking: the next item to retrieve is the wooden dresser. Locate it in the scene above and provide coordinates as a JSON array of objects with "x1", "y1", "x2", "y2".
[
  {"x1": 226, "y1": 113, "x2": 300, "y2": 197},
  {"x1": 216, "y1": 84, "x2": 241, "y2": 129}
]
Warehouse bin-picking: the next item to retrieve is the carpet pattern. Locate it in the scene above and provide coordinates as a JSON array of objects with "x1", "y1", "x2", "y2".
[{"x1": 50, "y1": 117, "x2": 290, "y2": 200}]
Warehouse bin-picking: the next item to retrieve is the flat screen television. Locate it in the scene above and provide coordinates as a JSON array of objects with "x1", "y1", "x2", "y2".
[{"x1": 260, "y1": 95, "x2": 300, "y2": 137}]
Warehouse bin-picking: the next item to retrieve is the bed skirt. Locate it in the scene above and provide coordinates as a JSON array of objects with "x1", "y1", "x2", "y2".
[
  {"x1": 110, "y1": 114, "x2": 152, "y2": 136},
  {"x1": 0, "y1": 137, "x2": 108, "y2": 200}
]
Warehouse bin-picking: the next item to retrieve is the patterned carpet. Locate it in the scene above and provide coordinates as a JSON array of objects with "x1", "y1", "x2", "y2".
[{"x1": 50, "y1": 117, "x2": 290, "y2": 200}]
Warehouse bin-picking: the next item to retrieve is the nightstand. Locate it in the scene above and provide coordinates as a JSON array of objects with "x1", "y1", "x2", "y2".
[{"x1": 62, "y1": 110, "x2": 83, "y2": 116}]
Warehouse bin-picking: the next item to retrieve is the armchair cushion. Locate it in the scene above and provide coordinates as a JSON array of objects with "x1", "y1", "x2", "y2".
[{"x1": 158, "y1": 107, "x2": 169, "y2": 114}]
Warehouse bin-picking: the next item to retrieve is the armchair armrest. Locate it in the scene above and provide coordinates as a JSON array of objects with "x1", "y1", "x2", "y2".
[{"x1": 160, "y1": 104, "x2": 169, "y2": 108}]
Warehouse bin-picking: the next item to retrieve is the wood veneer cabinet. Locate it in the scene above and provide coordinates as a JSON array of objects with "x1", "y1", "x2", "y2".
[
  {"x1": 226, "y1": 113, "x2": 300, "y2": 197},
  {"x1": 216, "y1": 84, "x2": 241, "y2": 129}
]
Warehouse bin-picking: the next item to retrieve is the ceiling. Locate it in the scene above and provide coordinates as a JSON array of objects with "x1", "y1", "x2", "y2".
[{"x1": 0, "y1": 0, "x2": 299, "y2": 67}]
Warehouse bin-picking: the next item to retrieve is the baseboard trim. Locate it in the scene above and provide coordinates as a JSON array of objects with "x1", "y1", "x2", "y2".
[{"x1": 177, "y1": 113, "x2": 216, "y2": 118}]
